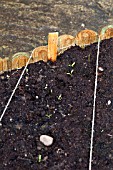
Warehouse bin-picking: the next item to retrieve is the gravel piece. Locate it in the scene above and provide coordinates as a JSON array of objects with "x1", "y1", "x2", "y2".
[{"x1": 40, "y1": 135, "x2": 53, "y2": 146}]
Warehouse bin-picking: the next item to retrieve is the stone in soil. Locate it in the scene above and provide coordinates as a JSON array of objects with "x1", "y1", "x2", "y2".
[{"x1": 40, "y1": 135, "x2": 53, "y2": 146}]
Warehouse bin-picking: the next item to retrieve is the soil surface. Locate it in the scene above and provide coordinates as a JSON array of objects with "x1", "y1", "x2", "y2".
[
  {"x1": 0, "y1": 38, "x2": 113, "y2": 170},
  {"x1": 1, "y1": 0, "x2": 113, "y2": 58}
]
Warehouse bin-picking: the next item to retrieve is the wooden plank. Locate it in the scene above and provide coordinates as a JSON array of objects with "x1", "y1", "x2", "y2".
[
  {"x1": 0, "y1": 58, "x2": 3, "y2": 72},
  {"x1": 12, "y1": 57, "x2": 19, "y2": 70},
  {"x1": 48, "y1": 32, "x2": 58, "y2": 62},
  {"x1": 99, "y1": 25, "x2": 113, "y2": 40},
  {"x1": 3, "y1": 58, "x2": 8, "y2": 71},
  {"x1": 11, "y1": 52, "x2": 29, "y2": 69},
  {"x1": 58, "y1": 35, "x2": 74, "y2": 55},
  {"x1": 18, "y1": 56, "x2": 28, "y2": 68},
  {"x1": 75, "y1": 30, "x2": 98, "y2": 48},
  {"x1": 32, "y1": 46, "x2": 48, "y2": 63}
]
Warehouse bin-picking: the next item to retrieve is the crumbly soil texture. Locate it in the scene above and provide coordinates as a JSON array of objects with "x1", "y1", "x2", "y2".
[{"x1": 0, "y1": 39, "x2": 113, "y2": 170}]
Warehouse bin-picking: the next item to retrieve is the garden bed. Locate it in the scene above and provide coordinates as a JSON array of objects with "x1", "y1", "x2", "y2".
[{"x1": 0, "y1": 38, "x2": 113, "y2": 170}]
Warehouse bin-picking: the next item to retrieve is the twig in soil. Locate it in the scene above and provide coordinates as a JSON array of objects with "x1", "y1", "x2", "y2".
[
  {"x1": 89, "y1": 36, "x2": 101, "y2": 170},
  {"x1": 88, "y1": 54, "x2": 91, "y2": 62},
  {"x1": 0, "y1": 48, "x2": 36, "y2": 124}
]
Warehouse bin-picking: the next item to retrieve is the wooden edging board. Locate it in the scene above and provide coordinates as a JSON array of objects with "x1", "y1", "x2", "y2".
[{"x1": 0, "y1": 25, "x2": 113, "y2": 73}]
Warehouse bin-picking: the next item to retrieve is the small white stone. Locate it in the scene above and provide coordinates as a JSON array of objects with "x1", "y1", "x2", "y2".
[
  {"x1": 6, "y1": 75, "x2": 10, "y2": 79},
  {"x1": 107, "y1": 100, "x2": 111, "y2": 105},
  {"x1": 107, "y1": 134, "x2": 112, "y2": 137},
  {"x1": 47, "y1": 104, "x2": 49, "y2": 108},
  {"x1": 40, "y1": 135, "x2": 53, "y2": 146},
  {"x1": 98, "y1": 67, "x2": 104, "y2": 72},
  {"x1": 45, "y1": 84, "x2": 48, "y2": 89},
  {"x1": 10, "y1": 118, "x2": 13, "y2": 122},
  {"x1": 81, "y1": 23, "x2": 85, "y2": 27},
  {"x1": 25, "y1": 153, "x2": 27, "y2": 157}
]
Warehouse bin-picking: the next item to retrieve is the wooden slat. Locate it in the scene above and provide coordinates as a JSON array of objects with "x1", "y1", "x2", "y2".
[
  {"x1": 18, "y1": 56, "x2": 28, "y2": 68},
  {"x1": 48, "y1": 32, "x2": 58, "y2": 62},
  {"x1": 58, "y1": 35, "x2": 74, "y2": 55},
  {"x1": 3, "y1": 58, "x2": 8, "y2": 71},
  {"x1": 75, "y1": 30, "x2": 98, "y2": 48},
  {"x1": 99, "y1": 25, "x2": 113, "y2": 40},
  {"x1": 32, "y1": 46, "x2": 48, "y2": 63},
  {"x1": 12, "y1": 57, "x2": 19, "y2": 70},
  {"x1": 0, "y1": 58, "x2": 3, "y2": 72},
  {"x1": 11, "y1": 52, "x2": 29, "y2": 69},
  {"x1": 0, "y1": 58, "x2": 8, "y2": 72}
]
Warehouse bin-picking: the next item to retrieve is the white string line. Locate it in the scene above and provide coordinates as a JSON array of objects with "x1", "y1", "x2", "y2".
[
  {"x1": 0, "y1": 49, "x2": 35, "y2": 123},
  {"x1": 0, "y1": 43, "x2": 70, "y2": 123},
  {"x1": 89, "y1": 36, "x2": 101, "y2": 170}
]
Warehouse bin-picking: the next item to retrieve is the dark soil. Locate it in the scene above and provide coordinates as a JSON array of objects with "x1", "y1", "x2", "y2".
[{"x1": 0, "y1": 38, "x2": 113, "y2": 170}]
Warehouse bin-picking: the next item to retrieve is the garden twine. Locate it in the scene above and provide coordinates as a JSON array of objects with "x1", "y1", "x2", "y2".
[
  {"x1": 89, "y1": 36, "x2": 101, "y2": 170},
  {"x1": 0, "y1": 37, "x2": 101, "y2": 170},
  {"x1": 0, "y1": 44, "x2": 72, "y2": 124},
  {"x1": 0, "y1": 48, "x2": 36, "y2": 124}
]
